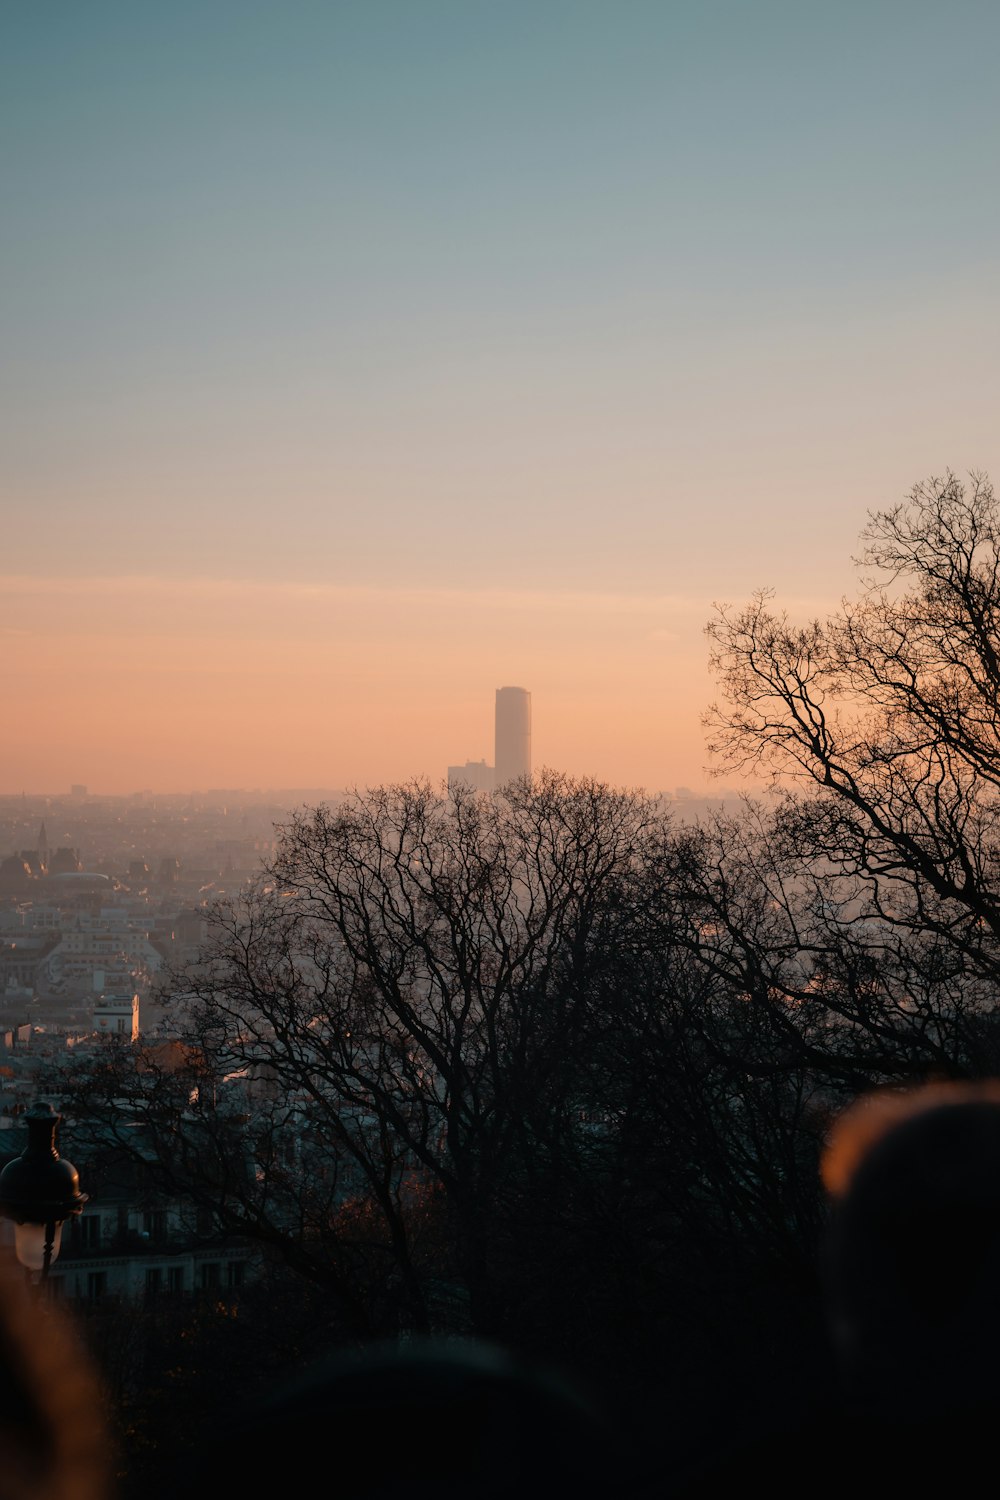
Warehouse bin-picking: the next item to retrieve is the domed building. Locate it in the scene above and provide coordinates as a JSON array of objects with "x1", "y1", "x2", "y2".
[
  {"x1": 48, "y1": 847, "x2": 82, "y2": 877},
  {"x1": 0, "y1": 856, "x2": 32, "y2": 895}
]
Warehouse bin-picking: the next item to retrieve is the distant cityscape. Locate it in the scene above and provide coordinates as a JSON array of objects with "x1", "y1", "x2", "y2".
[
  {"x1": 0, "y1": 682, "x2": 735, "y2": 1072},
  {"x1": 0, "y1": 755, "x2": 734, "y2": 1310},
  {"x1": 0, "y1": 679, "x2": 729, "y2": 1119}
]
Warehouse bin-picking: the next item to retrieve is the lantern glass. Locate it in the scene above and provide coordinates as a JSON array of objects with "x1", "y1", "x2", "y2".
[{"x1": 12, "y1": 1219, "x2": 62, "y2": 1272}]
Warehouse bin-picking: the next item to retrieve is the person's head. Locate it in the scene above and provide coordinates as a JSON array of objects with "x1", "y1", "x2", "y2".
[
  {"x1": 171, "y1": 1335, "x2": 618, "y2": 1500},
  {"x1": 821, "y1": 1080, "x2": 1000, "y2": 1415},
  {"x1": 0, "y1": 1254, "x2": 108, "y2": 1500}
]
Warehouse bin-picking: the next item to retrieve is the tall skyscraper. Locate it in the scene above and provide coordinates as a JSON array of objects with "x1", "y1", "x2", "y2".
[{"x1": 494, "y1": 686, "x2": 531, "y2": 787}]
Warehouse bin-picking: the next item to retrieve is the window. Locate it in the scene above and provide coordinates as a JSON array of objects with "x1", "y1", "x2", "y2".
[
  {"x1": 73, "y1": 1215, "x2": 101, "y2": 1251},
  {"x1": 200, "y1": 1262, "x2": 220, "y2": 1289},
  {"x1": 86, "y1": 1272, "x2": 106, "y2": 1302},
  {"x1": 227, "y1": 1261, "x2": 245, "y2": 1290},
  {"x1": 143, "y1": 1211, "x2": 167, "y2": 1242},
  {"x1": 145, "y1": 1268, "x2": 163, "y2": 1298},
  {"x1": 167, "y1": 1266, "x2": 185, "y2": 1294}
]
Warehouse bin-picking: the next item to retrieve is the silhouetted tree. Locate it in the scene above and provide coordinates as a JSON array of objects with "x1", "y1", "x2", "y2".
[
  {"x1": 709, "y1": 473, "x2": 1000, "y2": 928},
  {"x1": 61, "y1": 774, "x2": 671, "y2": 1340},
  {"x1": 702, "y1": 471, "x2": 1000, "y2": 1080}
]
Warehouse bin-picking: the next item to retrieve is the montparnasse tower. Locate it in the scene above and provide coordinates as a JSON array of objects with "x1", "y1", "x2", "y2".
[{"x1": 494, "y1": 686, "x2": 531, "y2": 787}]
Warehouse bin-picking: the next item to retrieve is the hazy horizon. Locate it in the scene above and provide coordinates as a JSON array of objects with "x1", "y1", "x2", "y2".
[
  {"x1": 5, "y1": 2, "x2": 1000, "y2": 793},
  {"x1": 0, "y1": 770, "x2": 751, "y2": 802}
]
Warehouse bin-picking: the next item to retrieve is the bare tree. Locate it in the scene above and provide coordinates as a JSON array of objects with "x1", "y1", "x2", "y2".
[
  {"x1": 704, "y1": 471, "x2": 1000, "y2": 1073},
  {"x1": 61, "y1": 774, "x2": 666, "y2": 1337}
]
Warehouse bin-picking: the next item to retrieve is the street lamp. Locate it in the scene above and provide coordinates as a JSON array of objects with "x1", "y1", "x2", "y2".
[{"x1": 0, "y1": 1104, "x2": 87, "y2": 1278}]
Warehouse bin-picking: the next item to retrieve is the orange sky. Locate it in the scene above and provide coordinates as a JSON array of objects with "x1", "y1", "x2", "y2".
[
  {"x1": 5, "y1": 5, "x2": 1000, "y2": 795},
  {"x1": 2, "y1": 574, "x2": 743, "y2": 794}
]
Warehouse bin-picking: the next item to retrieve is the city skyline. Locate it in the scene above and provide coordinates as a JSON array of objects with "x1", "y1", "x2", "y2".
[
  {"x1": 448, "y1": 685, "x2": 532, "y2": 794},
  {"x1": 5, "y1": 3, "x2": 1000, "y2": 794}
]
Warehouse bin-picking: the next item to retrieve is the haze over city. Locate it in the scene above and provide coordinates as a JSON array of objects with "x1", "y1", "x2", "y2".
[{"x1": 5, "y1": 1, "x2": 1000, "y2": 794}]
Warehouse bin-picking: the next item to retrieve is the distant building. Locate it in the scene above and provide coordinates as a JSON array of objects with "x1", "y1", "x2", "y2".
[
  {"x1": 447, "y1": 760, "x2": 495, "y2": 794},
  {"x1": 93, "y1": 990, "x2": 140, "y2": 1041},
  {"x1": 447, "y1": 687, "x2": 533, "y2": 792},
  {"x1": 495, "y1": 686, "x2": 531, "y2": 787},
  {"x1": 48, "y1": 847, "x2": 82, "y2": 876},
  {"x1": 0, "y1": 856, "x2": 32, "y2": 894}
]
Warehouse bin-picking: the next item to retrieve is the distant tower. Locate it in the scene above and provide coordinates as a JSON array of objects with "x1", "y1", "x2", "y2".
[{"x1": 494, "y1": 687, "x2": 531, "y2": 787}]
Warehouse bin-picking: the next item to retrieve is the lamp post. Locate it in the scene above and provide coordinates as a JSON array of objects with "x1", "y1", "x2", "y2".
[{"x1": 0, "y1": 1104, "x2": 87, "y2": 1279}]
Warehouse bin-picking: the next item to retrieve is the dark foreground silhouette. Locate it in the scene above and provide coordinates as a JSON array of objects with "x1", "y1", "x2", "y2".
[
  {"x1": 0, "y1": 1259, "x2": 107, "y2": 1500},
  {"x1": 678, "y1": 1080, "x2": 1000, "y2": 1495},
  {"x1": 7, "y1": 1079, "x2": 1000, "y2": 1498},
  {"x1": 163, "y1": 1337, "x2": 626, "y2": 1500}
]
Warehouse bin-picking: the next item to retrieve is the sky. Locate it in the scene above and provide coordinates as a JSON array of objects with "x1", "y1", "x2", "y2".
[{"x1": 4, "y1": 1, "x2": 1000, "y2": 795}]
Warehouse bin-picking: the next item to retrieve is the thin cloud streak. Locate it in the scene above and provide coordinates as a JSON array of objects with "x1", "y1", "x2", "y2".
[{"x1": 0, "y1": 575, "x2": 840, "y2": 620}]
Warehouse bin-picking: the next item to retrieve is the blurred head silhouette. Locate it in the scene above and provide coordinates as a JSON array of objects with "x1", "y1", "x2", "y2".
[
  {"x1": 0, "y1": 1252, "x2": 108, "y2": 1500},
  {"x1": 169, "y1": 1335, "x2": 618, "y2": 1500},
  {"x1": 822, "y1": 1080, "x2": 1000, "y2": 1420}
]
